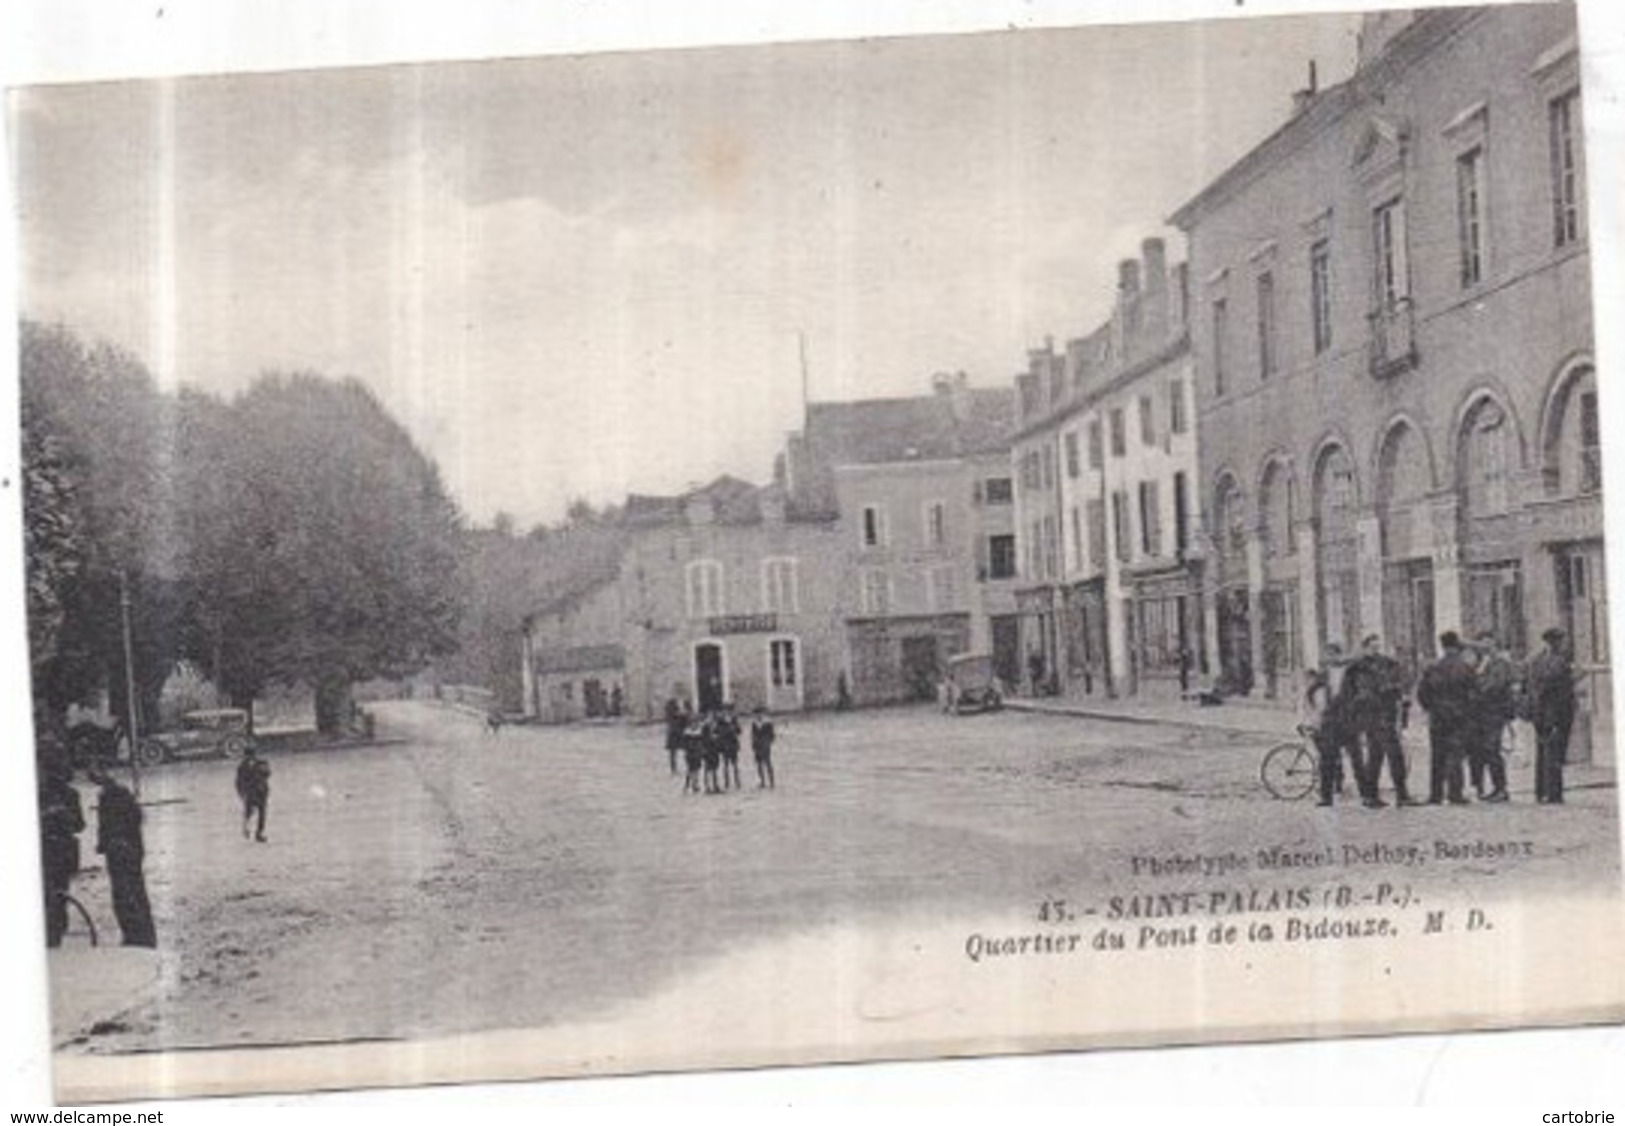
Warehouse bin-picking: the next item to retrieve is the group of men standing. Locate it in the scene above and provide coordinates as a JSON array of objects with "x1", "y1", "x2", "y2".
[
  {"x1": 663, "y1": 699, "x2": 777, "y2": 794},
  {"x1": 1304, "y1": 628, "x2": 1580, "y2": 809},
  {"x1": 37, "y1": 759, "x2": 155, "y2": 948}
]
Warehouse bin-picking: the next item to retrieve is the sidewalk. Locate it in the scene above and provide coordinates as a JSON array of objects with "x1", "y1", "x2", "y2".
[
  {"x1": 48, "y1": 945, "x2": 161, "y2": 1046},
  {"x1": 1004, "y1": 692, "x2": 1618, "y2": 790},
  {"x1": 1003, "y1": 691, "x2": 1301, "y2": 739}
]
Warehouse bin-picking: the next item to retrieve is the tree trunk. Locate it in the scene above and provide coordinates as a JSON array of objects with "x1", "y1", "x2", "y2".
[{"x1": 314, "y1": 676, "x2": 353, "y2": 735}]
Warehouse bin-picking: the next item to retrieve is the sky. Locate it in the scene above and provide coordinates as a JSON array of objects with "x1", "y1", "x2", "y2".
[{"x1": 10, "y1": 9, "x2": 1363, "y2": 529}]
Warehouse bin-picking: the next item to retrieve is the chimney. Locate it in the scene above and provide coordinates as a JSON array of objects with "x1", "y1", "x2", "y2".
[
  {"x1": 1141, "y1": 238, "x2": 1167, "y2": 295},
  {"x1": 931, "y1": 371, "x2": 954, "y2": 396},
  {"x1": 1291, "y1": 60, "x2": 1320, "y2": 115},
  {"x1": 1117, "y1": 259, "x2": 1141, "y2": 295}
]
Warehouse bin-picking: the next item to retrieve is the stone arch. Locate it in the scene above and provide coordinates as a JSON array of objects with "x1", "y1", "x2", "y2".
[
  {"x1": 1256, "y1": 453, "x2": 1298, "y2": 559},
  {"x1": 1538, "y1": 354, "x2": 1599, "y2": 498},
  {"x1": 1449, "y1": 381, "x2": 1529, "y2": 474},
  {"x1": 1211, "y1": 467, "x2": 1249, "y2": 584},
  {"x1": 1456, "y1": 392, "x2": 1522, "y2": 523},
  {"x1": 1312, "y1": 440, "x2": 1361, "y2": 650},
  {"x1": 1308, "y1": 428, "x2": 1363, "y2": 511},
  {"x1": 1373, "y1": 416, "x2": 1435, "y2": 559}
]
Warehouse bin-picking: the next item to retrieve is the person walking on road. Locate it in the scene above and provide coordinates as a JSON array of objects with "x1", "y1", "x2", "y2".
[
  {"x1": 1527, "y1": 627, "x2": 1579, "y2": 804},
  {"x1": 235, "y1": 746, "x2": 272, "y2": 841},
  {"x1": 89, "y1": 767, "x2": 156, "y2": 947},
  {"x1": 1345, "y1": 634, "x2": 1417, "y2": 807},
  {"x1": 1469, "y1": 631, "x2": 1516, "y2": 802},
  {"x1": 751, "y1": 707, "x2": 776, "y2": 790},
  {"x1": 39, "y1": 755, "x2": 85, "y2": 947},
  {"x1": 680, "y1": 711, "x2": 705, "y2": 795},
  {"x1": 700, "y1": 712, "x2": 723, "y2": 795},
  {"x1": 1415, "y1": 632, "x2": 1476, "y2": 806}
]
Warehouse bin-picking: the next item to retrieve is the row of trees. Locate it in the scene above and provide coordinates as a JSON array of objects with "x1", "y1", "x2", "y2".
[{"x1": 21, "y1": 321, "x2": 466, "y2": 737}]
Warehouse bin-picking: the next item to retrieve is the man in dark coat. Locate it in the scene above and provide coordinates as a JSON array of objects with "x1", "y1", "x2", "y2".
[
  {"x1": 1415, "y1": 632, "x2": 1476, "y2": 805},
  {"x1": 89, "y1": 768, "x2": 156, "y2": 947},
  {"x1": 39, "y1": 757, "x2": 85, "y2": 947},
  {"x1": 664, "y1": 698, "x2": 685, "y2": 775},
  {"x1": 1469, "y1": 631, "x2": 1516, "y2": 802},
  {"x1": 751, "y1": 707, "x2": 777, "y2": 790},
  {"x1": 1527, "y1": 627, "x2": 1579, "y2": 804},
  {"x1": 235, "y1": 746, "x2": 272, "y2": 841},
  {"x1": 1303, "y1": 642, "x2": 1359, "y2": 807},
  {"x1": 1344, "y1": 634, "x2": 1417, "y2": 807}
]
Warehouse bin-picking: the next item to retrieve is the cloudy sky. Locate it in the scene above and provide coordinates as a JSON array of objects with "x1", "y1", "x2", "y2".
[{"x1": 11, "y1": 10, "x2": 1362, "y2": 528}]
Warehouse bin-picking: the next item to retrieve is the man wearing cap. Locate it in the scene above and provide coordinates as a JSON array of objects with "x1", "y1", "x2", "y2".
[
  {"x1": 1526, "y1": 627, "x2": 1578, "y2": 804},
  {"x1": 1344, "y1": 634, "x2": 1417, "y2": 807},
  {"x1": 1415, "y1": 632, "x2": 1475, "y2": 805}
]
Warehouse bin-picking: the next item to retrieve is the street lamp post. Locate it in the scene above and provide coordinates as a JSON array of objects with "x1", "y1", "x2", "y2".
[{"x1": 119, "y1": 569, "x2": 141, "y2": 795}]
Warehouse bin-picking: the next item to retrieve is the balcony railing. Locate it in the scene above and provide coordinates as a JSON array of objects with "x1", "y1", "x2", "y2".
[{"x1": 1367, "y1": 296, "x2": 1417, "y2": 379}]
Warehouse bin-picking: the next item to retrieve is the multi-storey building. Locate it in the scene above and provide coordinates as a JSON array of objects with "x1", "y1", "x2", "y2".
[
  {"x1": 782, "y1": 374, "x2": 1019, "y2": 704},
  {"x1": 521, "y1": 476, "x2": 847, "y2": 721},
  {"x1": 1010, "y1": 238, "x2": 1201, "y2": 701},
  {"x1": 1171, "y1": 6, "x2": 1607, "y2": 757}
]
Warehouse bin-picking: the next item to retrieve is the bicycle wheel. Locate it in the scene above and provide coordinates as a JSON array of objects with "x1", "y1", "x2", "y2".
[
  {"x1": 1261, "y1": 741, "x2": 1318, "y2": 801},
  {"x1": 59, "y1": 893, "x2": 99, "y2": 948}
]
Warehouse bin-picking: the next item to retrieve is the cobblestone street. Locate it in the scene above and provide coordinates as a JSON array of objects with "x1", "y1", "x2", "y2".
[{"x1": 51, "y1": 700, "x2": 1618, "y2": 1062}]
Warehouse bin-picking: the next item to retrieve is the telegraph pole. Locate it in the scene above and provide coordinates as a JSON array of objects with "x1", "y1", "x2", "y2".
[{"x1": 120, "y1": 569, "x2": 142, "y2": 795}]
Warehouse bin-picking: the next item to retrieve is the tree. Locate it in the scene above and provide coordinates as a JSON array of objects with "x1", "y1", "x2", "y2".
[
  {"x1": 195, "y1": 373, "x2": 466, "y2": 731},
  {"x1": 19, "y1": 321, "x2": 175, "y2": 731}
]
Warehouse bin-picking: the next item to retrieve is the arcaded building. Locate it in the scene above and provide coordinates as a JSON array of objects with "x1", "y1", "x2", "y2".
[{"x1": 1171, "y1": 7, "x2": 1607, "y2": 757}]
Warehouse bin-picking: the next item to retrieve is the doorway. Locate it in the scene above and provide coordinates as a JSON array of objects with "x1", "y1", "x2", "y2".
[
  {"x1": 1556, "y1": 541, "x2": 1612, "y2": 764},
  {"x1": 900, "y1": 635, "x2": 941, "y2": 702},
  {"x1": 694, "y1": 642, "x2": 727, "y2": 712}
]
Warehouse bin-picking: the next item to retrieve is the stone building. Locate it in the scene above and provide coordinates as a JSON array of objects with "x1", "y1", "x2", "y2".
[
  {"x1": 783, "y1": 375, "x2": 1019, "y2": 706},
  {"x1": 1170, "y1": 7, "x2": 1607, "y2": 757},
  {"x1": 522, "y1": 477, "x2": 847, "y2": 722},
  {"x1": 1009, "y1": 237, "x2": 1201, "y2": 701}
]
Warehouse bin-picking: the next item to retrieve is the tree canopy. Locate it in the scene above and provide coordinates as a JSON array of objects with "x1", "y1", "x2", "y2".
[{"x1": 20, "y1": 322, "x2": 467, "y2": 735}]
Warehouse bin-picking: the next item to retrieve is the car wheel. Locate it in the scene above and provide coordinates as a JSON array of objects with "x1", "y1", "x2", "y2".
[
  {"x1": 221, "y1": 734, "x2": 250, "y2": 759},
  {"x1": 135, "y1": 739, "x2": 167, "y2": 767}
]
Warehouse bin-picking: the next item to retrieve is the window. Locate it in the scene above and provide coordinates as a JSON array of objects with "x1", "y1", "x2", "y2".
[
  {"x1": 761, "y1": 557, "x2": 799, "y2": 615},
  {"x1": 1139, "y1": 394, "x2": 1156, "y2": 447},
  {"x1": 1456, "y1": 145, "x2": 1485, "y2": 288},
  {"x1": 1550, "y1": 89, "x2": 1584, "y2": 248},
  {"x1": 859, "y1": 569, "x2": 892, "y2": 615},
  {"x1": 1064, "y1": 431, "x2": 1081, "y2": 478},
  {"x1": 1256, "y1": 270, "x2": 1277, "y2": 379},
  {"x1": 1070, "y1": 506, "x2": 1083, "y2": 572},
  {"x1": 925, "y1": 501, "x2": 947, "y2": 548},
  {"x1": 1019, "y1": 451, "x2": 1042, "y2": 492},
  {"x1": 1309, "y1": 239, "x2": 1333, "y2": 354},
  {"x1": 926, "y1": 564, "x2": 958, "y2": 611},
  {"x1": 1042, "y1": 515, "x2": 1060, "y2": 579},
  {"x1": 1463, "y1": 403, "x2": 1511, "y2": 518},
  {"x1": 1088, "y1": 419, "x2": 1104, "y2": 469},
  {"x1": 769, "y1": 639, "x2": 798, "y2": 688},
  {"x1": 1372, "y1": 197, "x2": 1410, "y2": 309},
  {"x1": 1111, "y1": 490, "x2": 1132, "y2": 564},
  {"x1": 1168, "y1": 379, "x2": 1188, "y2": 436},
  {"x1": 1138, "y1": 480, "x2": 1162, "y2": 557},
  {"x1": 685, "y1": 559, "x2": 724, "y2": 618},
  {"x1": 983, "y1": 477, "x2": 1013, "y2": 505},
  {"x1": 1086, "y1": 500, "x2": 1107, "y2": 572},
  {"x1": 1173, "y1": 471, "x2": 1191, "y2": 555},
  {"x1": 861, "y1": 504, "x2": 885, "y2": 548},
  {"x1": 1041, "y1": 446, "x2": 1056, "y2": 490},
  {"x1": 1109, "y1": 409, "x2": 1126, "y2": 457},
  {"x1": 988, "y1": 534, "x2": 1018, "y2": 580},
  {"x1": 1580, "y1": 390, "x2": 1601, "y2": 494},
  {"x1": 1211, "y1": 298, "x2": 1229, "y2": 397}
]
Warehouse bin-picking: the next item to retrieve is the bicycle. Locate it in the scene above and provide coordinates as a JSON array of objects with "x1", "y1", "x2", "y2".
[{"x1": 1260, "y1": 724, "x2": 1323, "y2": 801}]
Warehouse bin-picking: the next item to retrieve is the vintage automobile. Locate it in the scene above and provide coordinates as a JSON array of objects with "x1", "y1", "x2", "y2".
[
  {"x1": 135, "y1": 708, "x2": 254, "y2": 766},
  {"x1": 944, "y1": 651, "x2": 1004, "y2": 715}
]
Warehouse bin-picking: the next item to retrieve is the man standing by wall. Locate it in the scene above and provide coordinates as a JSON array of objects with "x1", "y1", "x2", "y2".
[
  {"x1": 38, "y1": 755, "x2": 85, "y2": 946},
  {"x1": 1470, "y1": 631, "x2": 1516, "y2": 803},
  {"x1": 1527, "y1": 627, "x2": 1579, "y2": 804}
]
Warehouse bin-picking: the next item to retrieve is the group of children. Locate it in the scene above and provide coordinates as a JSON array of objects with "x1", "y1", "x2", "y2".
[{"x1": 663, "y1": 700, "x2": 777, "y2": 794}]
